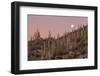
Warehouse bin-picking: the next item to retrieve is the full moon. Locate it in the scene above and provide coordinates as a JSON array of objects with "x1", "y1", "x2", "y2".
[{"x1": 71, "y1": 24, "x2": 74, "y2": 28}]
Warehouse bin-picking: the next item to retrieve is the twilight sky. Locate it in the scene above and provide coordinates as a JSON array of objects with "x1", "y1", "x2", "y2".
[{"x1": 28, "y1": 15, "x2": 88, "y2": 40}]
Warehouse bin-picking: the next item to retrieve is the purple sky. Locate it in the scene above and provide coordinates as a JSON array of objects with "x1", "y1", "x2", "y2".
[{"x1": 28, "y1": 15, "x2": 88, "y2": 40}]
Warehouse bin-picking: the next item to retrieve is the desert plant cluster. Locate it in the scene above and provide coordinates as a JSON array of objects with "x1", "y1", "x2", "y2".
[{"x1": 28, "y1": 25, "x2": 88, "y2": 61}]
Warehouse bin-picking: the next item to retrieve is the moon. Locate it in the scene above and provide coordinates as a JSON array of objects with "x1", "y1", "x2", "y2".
[{"x1": 71, "y1": 24, "x2": 74, "y2": 28}]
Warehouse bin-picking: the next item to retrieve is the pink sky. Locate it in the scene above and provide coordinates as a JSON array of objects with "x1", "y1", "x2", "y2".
[{"x1": 28, "y1": 15, "x2": 88, "y2": 40}]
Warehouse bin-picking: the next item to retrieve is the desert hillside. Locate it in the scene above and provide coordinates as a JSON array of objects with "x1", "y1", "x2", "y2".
[{"x1": 28, "y1": 25, "x2": 88, "y2": 61}]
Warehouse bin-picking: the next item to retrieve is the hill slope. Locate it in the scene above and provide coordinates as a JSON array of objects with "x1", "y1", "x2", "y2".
[{"x1": 28, "y1": 25, "x2": 88, "y2": 60}]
